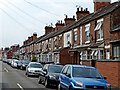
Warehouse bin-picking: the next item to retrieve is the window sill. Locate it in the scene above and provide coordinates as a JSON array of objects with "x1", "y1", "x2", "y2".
[
  {"x1": 97, "y1": 38, "x2": 103, "y2": 41},
  {"x1": 85, "y1": 41, "x2": 90, "y2": 44}
]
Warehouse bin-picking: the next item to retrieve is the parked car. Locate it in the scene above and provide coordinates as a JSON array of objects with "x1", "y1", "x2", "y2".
[
  {"x1": 38, "y1": 64, "x2": 63, "y2": 88},
  {"x1": 26, "y1": 62, "x2": 43, "y2": 77},
  {"x1": 58, "y1": 65, "x2": 111, "y2": 90},
  {"x1": 21, "y1": 60, "x2": 30, "y2": 70},
  {"x1": 11, "y1": 59, "x2": 18, "y2": 68},
  {"x1": 17, "y1": 60, "x2": 22, "y2": 68},
  {"x1": 7, "y1": 59, "x2": 12, "y2": 65}
]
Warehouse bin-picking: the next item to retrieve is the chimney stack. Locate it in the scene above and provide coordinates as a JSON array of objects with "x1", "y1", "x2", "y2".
[
  {"x1": 64, "y1": 15, "x2": 76, "y2": 25},
  {"x1": 76, "y1": 7, "x2": 89, "y2": 20},
  {"x1": 94, "y1": 0, "x2": 111, "y2": 12},
  {"x1": 55, "y1": 20, "x2": 64, "y2": 31},
  {"x1": 45, "y1": 26, "x2": 53, "y2": 35},
  {"x1": 33, "y1": 33, "x2": 37, "y2": 41}
]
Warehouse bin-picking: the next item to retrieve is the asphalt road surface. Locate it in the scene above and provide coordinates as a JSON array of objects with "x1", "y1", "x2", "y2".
[{"x1": 0, "y1": 61, "x2": 56, "y2": 90}]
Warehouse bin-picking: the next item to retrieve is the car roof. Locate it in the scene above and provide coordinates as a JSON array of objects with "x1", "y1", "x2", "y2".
[
  {"x1": 29, "y1": 62, "x2": 41, "y2": 64},
  {"x1": 46, "y1": 64, "x2": 63, "y2": 66},
  {"x1": 65, "y1": 65, "x2": 95, "y2": 69}
]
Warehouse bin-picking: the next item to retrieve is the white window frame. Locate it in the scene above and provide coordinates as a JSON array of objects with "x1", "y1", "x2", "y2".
[
  {"x1": 49, "y1": 39, "x2": 51, "y2": 49},
  {"x1": 67, "y1": 34, "x2": 70, "y2": 46},
  {"x1": 85, "y1": 24, "x2": 90, "y2": 44},
  {"x1": 74, "y1": 31, "x2": 77, "y2": 43},
  {"x1": 96, "y1": 19, "x2": 104, "y2": 41},
  {"x1": 80, "y1": 27, "x2": 82, "y2": 45}
]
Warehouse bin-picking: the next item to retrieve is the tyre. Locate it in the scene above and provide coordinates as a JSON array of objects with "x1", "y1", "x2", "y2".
[
  {"x1": 38, "y1": 76, "x2": 42, "y2": 84},
  {"x1": 27, "y1": 72, "x2": 30, "y2": 77},
  {"x1": 45, "y1": 79, "x2": 49, "y2": 88}
]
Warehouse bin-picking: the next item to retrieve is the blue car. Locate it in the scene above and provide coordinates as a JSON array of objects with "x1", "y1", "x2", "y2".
[{"x1": 58, "y1": 65, "x2": 111, "y2": 90}]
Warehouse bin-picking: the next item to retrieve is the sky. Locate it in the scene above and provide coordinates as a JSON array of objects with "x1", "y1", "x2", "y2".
[{"x1": 0, "y1": 0, "x2": 118, "y2": 49}]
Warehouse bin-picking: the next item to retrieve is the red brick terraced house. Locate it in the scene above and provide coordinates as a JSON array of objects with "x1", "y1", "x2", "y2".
[{"x1": 19, "y1": 0, "x2": 120, "y2": 88}]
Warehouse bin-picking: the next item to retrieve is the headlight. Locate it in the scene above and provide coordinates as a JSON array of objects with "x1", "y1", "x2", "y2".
[
  {"x1": 76, "y1": 82, "x2": 83, "y2": 87},
  {"x1": 106, "y1": 84, "x2": 111, "y2": 89}
]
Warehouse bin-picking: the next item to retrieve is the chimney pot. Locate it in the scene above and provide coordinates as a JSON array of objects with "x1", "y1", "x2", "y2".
[
  {"x1": 61, "y1": 20, "x2": 62, "y2": 24},
  {"x1": 81, "y1": 8, "x2": 83, "y2": 11},
  {"x1": 77, "y1": 8, "x2": 79, "y2": 11},
  {"x1": 66, "y1": 15, "x2": 68, "y2": 19},
  {"x1": 86, "y1": 8, "x2": 88, "y2": 11},
  {"x1": 73, "y1": 15, "x2": 75, "y2": 19}
]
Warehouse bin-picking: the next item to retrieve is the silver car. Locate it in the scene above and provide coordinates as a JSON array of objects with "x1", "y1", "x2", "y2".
[{"x1": 26, "y1": 62, "x2": 43, "y2": 77}]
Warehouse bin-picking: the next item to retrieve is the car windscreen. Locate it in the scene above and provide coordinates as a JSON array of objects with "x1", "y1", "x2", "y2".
[
  {"x1": 48, "y1": 65, "x2": 63, "y2": 73},
  {"x1": 30, "y1": 64, "x2": 42, "y2": 68},
  {"x1": 73, "y1": 67, "x2": 103, "y2": 79},
  {"x1": 23, "y1": 61, "x2": 30, "y2": 64},
  {"x1": 17, "y1": 61, "x2": 22, "y2": 64}
]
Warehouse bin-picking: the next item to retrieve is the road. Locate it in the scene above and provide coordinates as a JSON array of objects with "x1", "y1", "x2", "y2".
[{"x1": 1, "y1": 61, "x2": 57, "y2": 90}]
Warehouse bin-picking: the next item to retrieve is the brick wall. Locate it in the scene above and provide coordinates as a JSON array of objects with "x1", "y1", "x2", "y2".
[
  {"x1": 81, "y1": 60, "x2": 120, "y2": 88},
  {"x1": 60, "y1": 48, "x2": 72, "y2": 65},
  {"x1": 96, "y1": 61, "x2": 120, "y2": 88}
]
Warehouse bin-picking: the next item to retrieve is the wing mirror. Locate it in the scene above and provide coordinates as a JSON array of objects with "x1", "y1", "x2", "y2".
[
  {"x1": 66, "y1": 73, "x2": 71, "y2": 78},
  {"x1": 104, "y1": 77, "x2": 107, "y2": 80}
]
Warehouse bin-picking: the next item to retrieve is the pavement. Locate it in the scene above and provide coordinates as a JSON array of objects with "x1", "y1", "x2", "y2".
[{"x1": 1, "y1": 61, "x2": 56, "y2": 90}]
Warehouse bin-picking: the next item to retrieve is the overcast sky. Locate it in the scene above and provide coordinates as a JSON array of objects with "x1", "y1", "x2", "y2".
[{"x1": 0, "y1": 0, "x2": 118, "y2": 49}]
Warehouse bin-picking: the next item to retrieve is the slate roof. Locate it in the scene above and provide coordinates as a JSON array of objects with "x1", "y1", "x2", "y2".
[
  {"x1": 21, "y1": 1, "x2": 120, "y2": 47},
  {"x1": 36, "y1": 1, "x2": 120, "y2": 42}
]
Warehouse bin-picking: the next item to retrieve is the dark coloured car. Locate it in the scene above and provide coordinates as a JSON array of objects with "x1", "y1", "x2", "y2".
[
  {"x1": 38, "y1": 64, "x2": 63, "y2": 88},
  {"x1": 17, "y1": 60, "x2": 22, "y2": 68},
  {"x1": 7, "y1": 59, "x2": 12, "y2": 65},
  {"x1": 21, "y1": 60, "x2": 30, "y2": 70}
]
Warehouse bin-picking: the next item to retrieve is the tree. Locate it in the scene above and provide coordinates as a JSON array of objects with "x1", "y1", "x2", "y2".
[{"x1": 32, "y1": 56, "x2": 37, "y2": 62}]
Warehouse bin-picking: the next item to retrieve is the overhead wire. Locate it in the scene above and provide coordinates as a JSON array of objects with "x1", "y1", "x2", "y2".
[
  {"x1": 0, "y1": 1, "x2": 41, "y2": 30},
  {"x1": 23, "y1": 0, "x2": 62, "y2": 18},
  {"x1": 5, "y1": 0, "x2": 45, "y2": 24},
  {"x1": 0, "y1": 7, "x2": 32, "y2": 32}
]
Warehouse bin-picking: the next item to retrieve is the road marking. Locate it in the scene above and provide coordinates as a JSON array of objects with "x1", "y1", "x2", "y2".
[
  {"x1": 17, "y1": 83, "x2": 24, "y2": 90},
  {"x1": 4, "y1": 68, "x2": 8, "y2": 72}
]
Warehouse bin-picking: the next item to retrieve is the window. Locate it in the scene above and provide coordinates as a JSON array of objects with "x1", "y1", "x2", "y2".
[
  {"x1": 86, "y1": 31, "x2": 90, "y2": 42},
  {"x1": 66, "y1": 66, "x2": 71, "y2": 75},
  {"x1": 85, "y1": 25, "x2": 90, "y2": 42},
  {"x1": 87, "y1": 51, "x2": 91, "y2": 59},
  {"x1": 93, "y1": 51, "x2": 99, "y2": 59},
  {"x1": 49, "y1": 39, "x2": 51, "y2": 48},
  {"x1": 100, "y1": 50, "x2": 104, "y2": 59},
  {"x1": 106, "y1": 49, "x2": 110, "y2": 59},
  {"x1": 113, "y1": 46, "x2": 120, "y2": 60},
  {"x1": 95, "y1": 20, "x2": 103, "y2": 40},
  {"x1": 74, "y1": 31, "x2": 77, "y2": 42},
  {"x1": 67, "y1": 34, "x2": 70, "y2": 46},
  {"x1": 54, "y1": 39, "x2": 57, "y2": 47},
  {"x1": 59, "y1": 36, "x2": 62, "y2": 47},
  {"x1": 80, "y1": 27, "x2": 82, "y2": 45},
  {"x1": 82, "y1": 51, "x2": 86, "y2": 60},
  {"x1": 62, "y1": 66, "x2": 68, "y2": 74}
]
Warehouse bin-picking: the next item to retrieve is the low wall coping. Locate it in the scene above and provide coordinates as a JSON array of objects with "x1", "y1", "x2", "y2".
[{"x1": 97, "y1": 59, "x2": 120, "y2": 62}]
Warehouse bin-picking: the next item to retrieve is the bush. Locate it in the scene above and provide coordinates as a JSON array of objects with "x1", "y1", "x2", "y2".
[{"x1": 32, "y1": 56, "x2": 37, "y2": 62}]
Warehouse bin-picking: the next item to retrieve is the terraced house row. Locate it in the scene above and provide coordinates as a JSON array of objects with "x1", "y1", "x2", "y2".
[
  {"x1": 13, "y1": 0, "x2": 120, "y2": 87},
  {"x1": 17, "y1": 0, "x2": 120, "y2": 64}
]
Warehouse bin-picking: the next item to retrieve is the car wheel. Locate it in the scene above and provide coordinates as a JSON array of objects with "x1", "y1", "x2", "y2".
[
  {"x1": 69, "y1": 86, "x2": 73, "y2": 90},
  {"x1": 45, "y1": 79, "x2": 49, "y2": 88},
  {"x1": 27, "y1": 72, "x2": 30, "y2": 77},
  {"x1": 38, "y1": 76, "x2": 42, "y2": 84}
]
